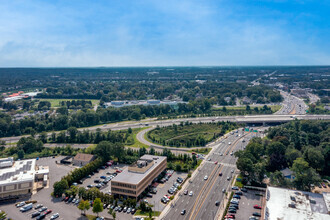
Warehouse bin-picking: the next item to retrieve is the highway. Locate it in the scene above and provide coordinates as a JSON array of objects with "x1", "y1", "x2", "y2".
[
  {"x1": 162, "y1": 130, "x2": 260, "y2": 220},
  {"x1": 1, "y1": 114, "x2": 329, "y2": 143},
  {"x1": 276, "y1": 91, "x2": 308, "y2": 115}
]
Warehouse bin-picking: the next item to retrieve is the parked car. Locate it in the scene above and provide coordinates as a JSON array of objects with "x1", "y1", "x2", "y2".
[
  {"x1": 235, "y1": 191, "x2": 243, "y2": 195},
  {"x1": 215, "y1": 201, "x2": 220, "y2": 206},
  {"x1": 34, "y1": 204, "x2": 43, "y2": 209},
  {"x1": 232, "y1": 186, "x2": 239, "y2": 190},
  {"x1": 241, "y1": 188, "x2": 248, "y2": 192},
  {"x1": 38, "y1": 207, "x2": 47, "y2": 212},
  {"x1": 50, "y1": 213, "x2": 59, "y2": 219},
  {"x1": 233, "y1": 195, "x2": 241, "y2": 199},
  {"x1": 31, "y1": 211, "x2": 41, "y2": 217},
  {"x1": 16, "y1": 202, "x2": 26, "y2": 207},
  {"x1": 36, "y1": 214, "x2": 46, "y2": 220},
  {"x1": 253, "y1": 212, "x2": 261, "y2": 217},
  {"x1": 253, "y1": 205, "x2": 262, "y2": 209}
]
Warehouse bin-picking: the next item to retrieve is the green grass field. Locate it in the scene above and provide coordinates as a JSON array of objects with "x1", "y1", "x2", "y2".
[
  {"x1": 125, "y1": 127, "x2": 150, "y2": 148},
  {"x1": 37, "y1": 98, "x2": 99, "y2": 107},
  {"x1": 147, "y1": 122, "x2": 237, "y2": 148}
]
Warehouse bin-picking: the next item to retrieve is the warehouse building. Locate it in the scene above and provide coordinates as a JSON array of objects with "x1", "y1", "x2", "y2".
[{"x1": 111, "y1": 155, "x2": 167, "y2": 199}]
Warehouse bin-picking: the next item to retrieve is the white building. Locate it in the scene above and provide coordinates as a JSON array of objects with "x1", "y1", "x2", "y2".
[
  {"x1": 266, "y1": 187, "x2": 330, "y2": 220},
  {"x1": 0, "y1": 158, "x2": 48, "y2": 200}
]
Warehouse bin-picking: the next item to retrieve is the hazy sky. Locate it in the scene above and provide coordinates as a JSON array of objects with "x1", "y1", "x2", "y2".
[{"x1": 0, "y1": 0, "x2": 329, "y2": 67}]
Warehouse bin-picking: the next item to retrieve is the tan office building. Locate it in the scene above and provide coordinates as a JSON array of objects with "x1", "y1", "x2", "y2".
[{"x1": 111, "y1": 155, "x2": 167, "y2": 199}]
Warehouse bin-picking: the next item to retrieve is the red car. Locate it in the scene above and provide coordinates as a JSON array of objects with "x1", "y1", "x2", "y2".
[
  {"x1": 254, "y1": 205, "x2": 262, "y2": 209},
  {"x1": 44, "y1": 210, "x2": 52, "y2": 215},
  {"x1": 225, "y1": 214, "x2": 235, "y2": 219},
  {"x1": 215, "y1": 161, "x2": 218, "y2": 165}
]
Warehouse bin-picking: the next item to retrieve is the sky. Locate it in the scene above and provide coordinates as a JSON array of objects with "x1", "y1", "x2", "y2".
[{"x1": 0, "y1": 0, "x2": 329, "y2": 67}]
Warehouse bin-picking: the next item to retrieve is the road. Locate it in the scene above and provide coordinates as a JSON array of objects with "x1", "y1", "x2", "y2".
[
  {"x1": 2, "y1": 114, "x2": 329, "y2": 144},
  {"x1": 276, "y1": 91, "x2": 308, "y2": 115},
  {"x1": 162, "y1": 129, "x2": 261, "y2": 220}
]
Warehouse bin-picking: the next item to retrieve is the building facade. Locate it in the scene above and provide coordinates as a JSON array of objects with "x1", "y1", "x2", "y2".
[{"x1": 111, "y1": 155, "x2": 167, "y2": 199}]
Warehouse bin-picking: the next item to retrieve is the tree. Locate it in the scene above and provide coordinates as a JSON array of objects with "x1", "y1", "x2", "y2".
[
  {"x1": 291, "y1": 157, "x2": 321, "y2": 191},
  {"x1": 78, "y1": 200, "x2": 90, "y2": 215},
  {"x1": 304, "y1": 147, "x2": 325, "y2": 172},
  {"x1": 112, "y1": 212, "x2": 116, "y2": 220},
  {"x1": 17, "y1": 149, "x2": 25, "y2": 159},
  {"x1": 92, "y1": 198, "x2": 103, "y2": 217},
  {"x1": 53, "y1": 179, "x2": 69, "y2": 197},
  {"x1": 0, "y1": 210, "x2": 7, "y2": 220}
]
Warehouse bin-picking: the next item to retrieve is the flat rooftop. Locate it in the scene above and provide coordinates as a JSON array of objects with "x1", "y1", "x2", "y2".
[
  {"x1": 267, "y1": 187, "x2": 329, "y2": 220},
  {"x1": 0, "y1": 159, "x2": 36, "y2": 185},
  {"x1": 112, "y1": 155, "x2": 166, "y2": 185}
]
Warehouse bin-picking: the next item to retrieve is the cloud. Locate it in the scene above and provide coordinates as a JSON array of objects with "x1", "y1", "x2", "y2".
[{"x1": 0, "y1": 0, "x2": 329, "y2": 66}]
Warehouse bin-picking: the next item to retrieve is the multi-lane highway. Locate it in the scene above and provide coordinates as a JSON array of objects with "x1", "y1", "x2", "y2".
[
  {"x1": 162, "y1": 129, "x2": 259, "y2": 220},
  {"x1": 2, "y1": 114, "x2": 329, "y2": 144},
  {"x1": 276, "y1": 91, "x2": 308, "y2": 115}
]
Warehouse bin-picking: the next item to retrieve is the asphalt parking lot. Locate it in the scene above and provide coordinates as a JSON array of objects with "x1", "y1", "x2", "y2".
[
  {"x1": 80, "y1": 163, "x2": 127, "y2": 194},
  {"x1": 144, "y1": 171, "x2": 187, "y2": 212},
  {"x1": 234, "y1": 189, "x2": 265, "y2": 220}
]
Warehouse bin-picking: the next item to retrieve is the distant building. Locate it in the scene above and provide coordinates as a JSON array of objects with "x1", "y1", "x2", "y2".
[
  {"x1": 0, "y1": 158, "x2": 48, "y2": 200},
  {"x1": 242, "y1": 96, "x2": 252, "y2": 104},
  {"x1": 291, "y1": 89, "x2": 308, "y2": 98},
  {"x1": 72, "y1": 153, "x2": 96, "y2": 166},
  {"x1": 111, "y1": 155, "x2": 167, "y2": 199},
  {"x1": 224, "y1": 97, "x2": 231, "y2": 103}
]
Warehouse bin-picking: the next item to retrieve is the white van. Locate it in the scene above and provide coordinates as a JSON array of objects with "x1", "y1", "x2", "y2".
[{"x1": 20, "y1": 203, "x2": 33, "y2": 212}]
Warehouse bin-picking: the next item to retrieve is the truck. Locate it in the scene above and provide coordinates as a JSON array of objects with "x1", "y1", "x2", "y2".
[{"x1": 20, "y1": 203, "x2": 33, "y2": 212}]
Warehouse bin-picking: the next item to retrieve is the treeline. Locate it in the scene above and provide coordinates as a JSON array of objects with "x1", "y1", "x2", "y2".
[
  {"x1": 235, "y1": 120, "x2": 329, "y2": 191},
  {"x1": 60, "y1": 100, "x2": 93, "y2": 109},
  {"x1": 40, "y1": 127, "x2": 131, "y2": 144},
  {"x1": 0, "y1": 101, "x2": 212, "y2": 137}
]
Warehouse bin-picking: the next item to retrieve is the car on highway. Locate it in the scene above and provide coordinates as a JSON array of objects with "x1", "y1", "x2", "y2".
[
  {"x1": 189, "y1": 191, "x2": 193, "y2": 196},
  {"x1": 181, "y1": 209, "x2": 186, "y2": 215},
  {"x1": 253, "y1": 205, "x2": 262, "y2": 209},
  {"x1": 253, "y1": 212, "x2": 261, "y2": 217},
  {"x1": 231, "y1": 169, "x2": 234, "y2": 173},
  {"x1": 215, "y1": 161, "x2": 218, "y2": 165},
  {"x1": 222, "y1": 189, "x2": 226, "y2": 193},
  {"x1": 227, "y1": 176, "x2": 231, "y2": 180},
  {"x1": 207, "y1": 158, "x2": 211, "y2": 161},
  {"x1": 228, "y1": 142, "x2": 232, "y2": 145},
  {"x1": 219, "y1": 172, "x2": 223, "y2": 176},
  {"x1": 183, "y1": 190, "x2": 188, "y2": 195},
  {"x1": 204, "y1": 175, "x2": 208, "y2": 180}
]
